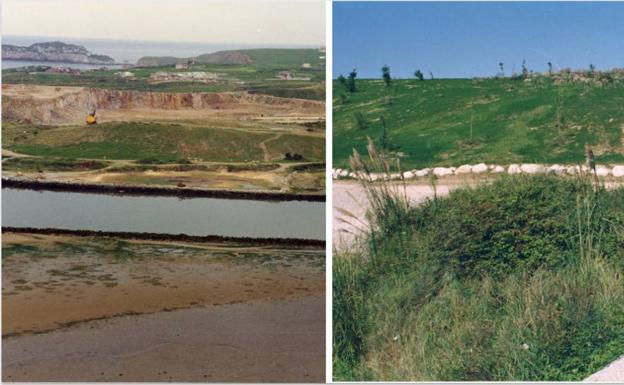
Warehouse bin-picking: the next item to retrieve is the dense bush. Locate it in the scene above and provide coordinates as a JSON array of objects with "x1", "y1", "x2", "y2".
[{"x1": 334, "y1": 174, "x2": 624, "y2": 381}]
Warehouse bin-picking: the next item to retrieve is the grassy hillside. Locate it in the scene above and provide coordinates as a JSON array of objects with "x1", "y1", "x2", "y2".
[
  {"x1": 333, "y1": 77, "x2": 624, "y2": 168},
  {"x1": 2, "y1": 122, "x2": 325, "y2": 163},
  {"x1": 2, "y1": 49, "x2": 325, "y2": 100},
  {"x1": 334, "y1": 173, "x2": 624, "y2": 381}
]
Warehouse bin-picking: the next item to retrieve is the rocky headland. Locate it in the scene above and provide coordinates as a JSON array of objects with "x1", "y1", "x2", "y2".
[{"x1": 2, "y1": 41, "x2": 115, "y2": 65}]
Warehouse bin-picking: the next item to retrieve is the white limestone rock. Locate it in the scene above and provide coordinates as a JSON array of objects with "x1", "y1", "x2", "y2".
[
  {"x1": 433, "y1": 167, "x2": 453, "y2": 177},
  {"x1": 508, "y1": 164, "x2": 521, "y2": 174},
  {"x1": 520, "y1": 164, "x2": 545, "y2": 174},
  {"x1": 415, "y1": 168, "x2": 430, "y2": 177},
  {"x1": 612, "y1": 166, "x2": 624, "y2": 177},
  {"x1": 472, "y1": 163, "x2": 489, "y2": 173},
  {"x1": 455, "y1": 165, "x2": 472, "y2": 174}
]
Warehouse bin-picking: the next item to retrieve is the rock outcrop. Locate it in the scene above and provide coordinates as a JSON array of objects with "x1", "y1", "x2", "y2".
[
  {"x1": 2, "y1": 42, "x2": 114, "y2": 65},
  {"x1": 2, "y1": 84, "x2": 324, "y2": 125}
]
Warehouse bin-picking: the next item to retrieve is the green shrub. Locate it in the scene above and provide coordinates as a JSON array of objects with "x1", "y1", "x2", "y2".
[{"x1": 334, "y1": 164, "x2": 624, "y2": 380}]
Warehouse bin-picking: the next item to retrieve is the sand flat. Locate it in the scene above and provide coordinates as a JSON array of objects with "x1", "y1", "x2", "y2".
[{"x1": 2, "y1": 296, "x2": 325, "y2": 382}]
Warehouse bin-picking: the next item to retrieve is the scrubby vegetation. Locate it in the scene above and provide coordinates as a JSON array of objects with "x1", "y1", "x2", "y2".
[
  {"x1": 2, "y1": 121, "x2": 325, "y2": 163},
  {"x1": 333, "y1": 72, "x2": 624, "y2": 169},
  {"x1": 3, "y1": 157, "x2": 109, "y2": 172},
  {"x1": 334, "y1": 146, "x2": 624, "y2": 381}
]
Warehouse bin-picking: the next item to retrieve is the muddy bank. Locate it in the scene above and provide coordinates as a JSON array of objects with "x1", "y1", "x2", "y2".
[
  {"x1": 2, "y1": 232, "x2": 325, "y2": 336},
  {"x1": 2, "y1": 296, "x2": 325, "y2": 382},
  {"x1": 3, "y1": 227, "x2": 325, "y2": 248},
  {"x1": 3, "y1": 177, "x2": 325, "y2": 201}
]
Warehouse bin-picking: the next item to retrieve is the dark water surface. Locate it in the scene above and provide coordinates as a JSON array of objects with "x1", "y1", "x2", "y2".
[{"x1": 2, "y1": 188, "x2": 325, "y2": 240}]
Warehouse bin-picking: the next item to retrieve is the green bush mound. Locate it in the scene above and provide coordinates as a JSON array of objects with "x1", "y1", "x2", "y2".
[
  {"x1": 3, "y1": 157, "x2": 109, "y2": 172},
  {"x1": 334, "y1": 175, "x2": 624, "y2": 381}
]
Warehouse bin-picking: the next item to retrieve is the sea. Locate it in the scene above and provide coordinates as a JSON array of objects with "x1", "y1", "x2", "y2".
[{"x1": 1, "y1": 35, "x2": 317, "y2": 70}]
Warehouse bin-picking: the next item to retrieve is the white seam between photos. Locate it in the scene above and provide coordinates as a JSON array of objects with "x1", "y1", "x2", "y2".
[{"x1": 325, "y1": 0, "x2": 333, "y2": 382}]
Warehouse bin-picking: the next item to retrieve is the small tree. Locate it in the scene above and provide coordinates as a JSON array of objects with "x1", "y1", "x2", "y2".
[
  {"x1": 589, "y1": 64, "x2": 596, "y2": 77},
  {"x1": 429, "y1": 71, "x2": 434, "y2": 80},
  {"x1": 547, "y1": 62, "x2": 553, "y2": 76},
  {"x1": 414, "y1": 69, "x2": 424, "y2": 81},
  {"x1": 498, "y1": 62, "x2": 504, "y2": 76},
  {"x1": 382, "y1": 65, "x2": 391, "y2": 87},
  {"x1": 347, "y1": 69, "x2": 358, "y2": 93},
  {"x1": 380, "y1": 115, "x2": 388, "y2": 150},
  {"x1": 337, "y1": 74, "x2": 346, "y2": 87},
  {"x1": 354, "y1": 111, "x2": 369, "y2": 130},
  {"x1": 521, "y1": 59, "x2": 528, "y2": 77}
]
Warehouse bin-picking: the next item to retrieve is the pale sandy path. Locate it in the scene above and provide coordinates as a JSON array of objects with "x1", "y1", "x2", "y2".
[
  {"x1": 2, "y1": 296, "x2": 325, "y2": 383},
  {"x1": 585, "y1": 356, "x2": 624, "y2": 382},
  {"x1": 333, "y1": 180, "x2": 462, "y2": 248}
]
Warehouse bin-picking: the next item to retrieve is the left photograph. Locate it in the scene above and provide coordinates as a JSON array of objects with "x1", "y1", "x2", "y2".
[{"x1": 1, "y1": 0, "x2": 326, "y2": 382}]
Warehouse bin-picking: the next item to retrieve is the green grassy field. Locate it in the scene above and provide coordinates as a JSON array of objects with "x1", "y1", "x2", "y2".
[
  {"x1": 333, "y1": 77, "x2": 624, "y2": 168},
  {"x1": 2, "y1": 49, "x2": 326, "y2": 100},
  {"x1": 334, "y1": 172, "x2": 624, "y2": 381},
  {"x1": 2, "y1": 121, "x2": 325, "y2": 163}
]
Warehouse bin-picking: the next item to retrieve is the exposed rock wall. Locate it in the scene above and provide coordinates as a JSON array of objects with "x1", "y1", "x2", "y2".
[{"x1": 2, "y1": 85, "x2": 324, "y2": 125}]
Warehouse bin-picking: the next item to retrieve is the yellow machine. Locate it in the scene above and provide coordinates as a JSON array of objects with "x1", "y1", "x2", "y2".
[{"x1": 86, "y1": 110, "x2": 97, "y2": 125}]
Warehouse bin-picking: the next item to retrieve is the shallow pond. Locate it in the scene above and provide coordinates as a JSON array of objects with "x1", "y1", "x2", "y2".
[{"x1": 2, "y1": 188, "x2": 325, "y2": 240}]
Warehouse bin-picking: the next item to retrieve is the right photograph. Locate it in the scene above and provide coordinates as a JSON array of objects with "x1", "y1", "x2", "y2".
[{"x1": 332, "y1": 1, "x2": 624, "y2": 382}]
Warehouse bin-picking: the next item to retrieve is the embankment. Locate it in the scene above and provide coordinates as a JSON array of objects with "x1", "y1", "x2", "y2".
[
  {"x1": 2, "y1": 227, "x2": 325, "y2": 249},
  {"x1": 2, "y1": 178, "x2": 325, "y2": 202}
]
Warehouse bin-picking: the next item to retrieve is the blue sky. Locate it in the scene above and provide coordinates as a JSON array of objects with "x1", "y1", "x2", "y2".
[{"x1": 333, "y1": 2, "x2": 624, "y2": 79}]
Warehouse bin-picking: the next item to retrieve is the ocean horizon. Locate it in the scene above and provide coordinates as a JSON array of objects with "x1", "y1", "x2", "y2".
[{"x1": 2, "y1": 35, "x2": 322, "y2": 69}]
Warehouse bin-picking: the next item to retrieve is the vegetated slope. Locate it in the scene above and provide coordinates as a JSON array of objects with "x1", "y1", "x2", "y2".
[
  {"x1": 243, "y1": 48, "x2": 324, "y2": 69},
  {"x1": 333, "y1": 78, "x2": 624, "y2": 169},
  {"x1": 2, "y1": 121, "x2": 325, "y2": 163},
  {"x1": 334, "y1": 174, "x2": 624, "y2": 381}
]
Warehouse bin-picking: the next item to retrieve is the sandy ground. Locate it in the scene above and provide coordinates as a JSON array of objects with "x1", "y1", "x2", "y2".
[
  {"x1": 585, "y1": 356, "x2": 624, "y2": 382},
  {"x1": 2, "y1": 233, "x2": 325, "y2": 382},
  {"x1": 2, "y1": 155, "x2": 325, "y2": 194},
  {"x1": 4, "y1": 168, "x2": 284, "y2": 192},
  {"x1": 2, "y1": 296, "x2": 324, "y2": 382}
]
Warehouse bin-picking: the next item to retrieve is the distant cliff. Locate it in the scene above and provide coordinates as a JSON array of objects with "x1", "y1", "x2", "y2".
[
  {"x1": 2, "y1": 41, "x2": 115, "y2": 65},
  {"x1": 136, "y1": 50, "x2": 252, "y2": 67}
]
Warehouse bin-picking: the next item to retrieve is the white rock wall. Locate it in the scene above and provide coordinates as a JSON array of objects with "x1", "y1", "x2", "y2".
[{"x1": 332, "y1": 164, "x2": 624, "y2": 180}]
